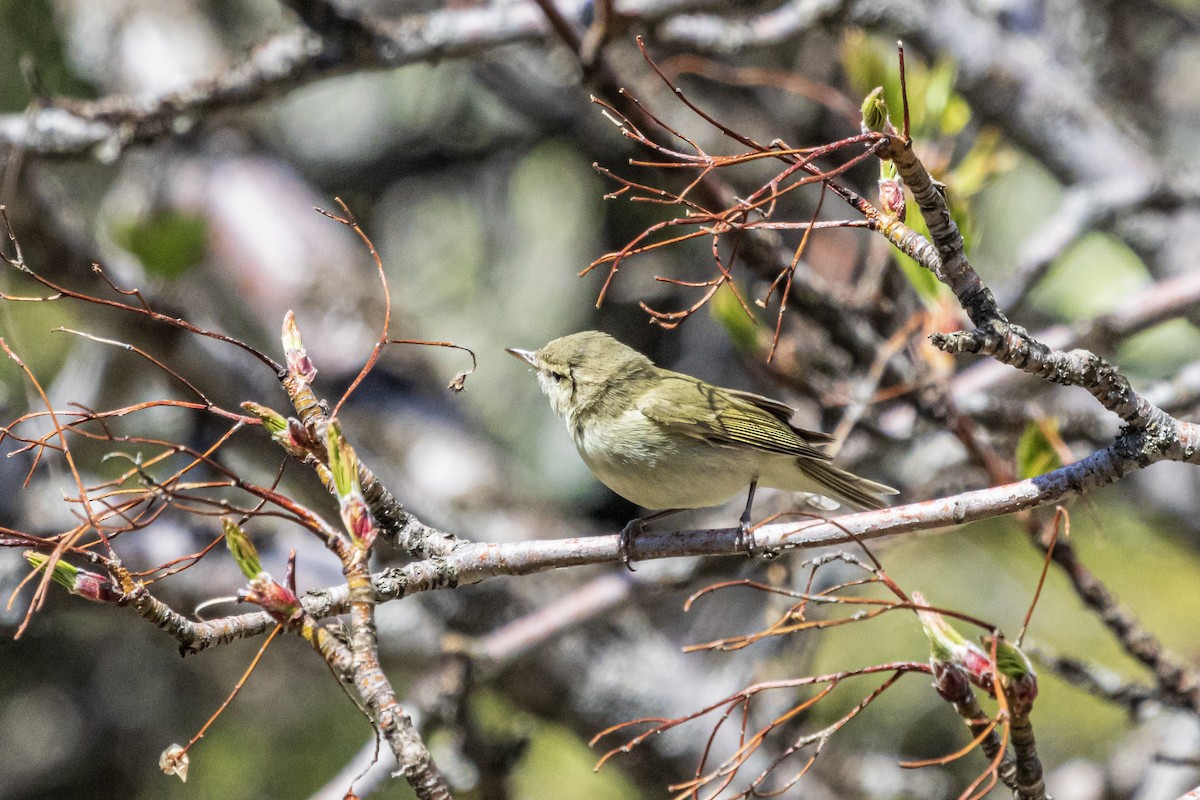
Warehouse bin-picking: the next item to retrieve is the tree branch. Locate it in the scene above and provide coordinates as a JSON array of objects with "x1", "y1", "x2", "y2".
[{"x1": 0, "y1": 0, "x2": 729, "y2": 159}]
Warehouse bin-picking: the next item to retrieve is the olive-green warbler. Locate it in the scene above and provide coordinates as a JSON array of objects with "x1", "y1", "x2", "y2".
[{"x1": 508, "y1": 331, "x2": 896, "y2": 563}]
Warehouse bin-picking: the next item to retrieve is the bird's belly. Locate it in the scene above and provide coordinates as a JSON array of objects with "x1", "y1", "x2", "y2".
[{"x1": 573, "y1": 417, "x2": 758, "y2": 510}]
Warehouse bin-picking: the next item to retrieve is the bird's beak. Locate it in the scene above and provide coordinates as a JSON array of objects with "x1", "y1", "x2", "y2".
[{"x1": 505, "y1": 347, "x2": 537, "y2": 367}]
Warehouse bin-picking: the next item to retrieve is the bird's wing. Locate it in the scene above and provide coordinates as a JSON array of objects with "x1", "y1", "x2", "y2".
[
  {"x1": 637, "y1": 377, "x2": 832, "y2": 460},
  {"x1": 721, "y1": 388, "x2": 836, "y2": 444}
]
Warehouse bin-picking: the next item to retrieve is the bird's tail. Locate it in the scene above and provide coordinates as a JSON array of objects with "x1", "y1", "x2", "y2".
[{"x1": 801, "y1": 459, "x2": 898, "y2": 511}]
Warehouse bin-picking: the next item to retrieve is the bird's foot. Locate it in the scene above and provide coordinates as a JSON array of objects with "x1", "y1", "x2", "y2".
[
  {"x1": 735, "y1": 516, "x2": 753, "y2": 556},
  {"x1": 737, "y1": 513, "x2": 779, "y2": 561},
  {"x1": 736, "y1": 480, "x2": 776, "y2": 560},
  {"x1": 618, "y1": 518, "x2": 645, "y2": 572}
]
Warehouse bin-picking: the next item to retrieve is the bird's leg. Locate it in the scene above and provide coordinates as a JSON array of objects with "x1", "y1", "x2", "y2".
[
  {"x1": 618, "y1": 508, "x2": 682, "y2": 571},
  {"x1": 737, "y1": 480, "x2": 759, "y2": 556}
]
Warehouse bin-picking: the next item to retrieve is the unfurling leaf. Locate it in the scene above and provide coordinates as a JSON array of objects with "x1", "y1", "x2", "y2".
[
  {"x1": 223, "y1": 520, "x2": 262, "y2": 580},
  {"x1": 238, "y1": 573, "x2": 301, "y2": 622},
  {"x1": 24, "y1": 551, "x2": 121, "y2": 603},
  {"x1": 325, "y1": 420, "x2": 358, "y2": 500},
  {"x1": 241, "y1": 402, "x2": 288, "y2": 437},
  {"x1": 878, "y1": 160, "x2": 906, "y2": 219},
  {"x1": 988, "y1": 635, "x2": 1039, "y2": 712},
  {"x1": 913, "y1": 591, "x2": 990, "y2": 682},
  {"x1": 281, "y1": 311, "x2": 317, "y2": 383},
  {"x1": 861, "y1": 86, "x2": 891, "y2": 134}
]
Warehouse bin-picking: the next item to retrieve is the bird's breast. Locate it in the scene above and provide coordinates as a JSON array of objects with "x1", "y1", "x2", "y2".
[{"x1": 569, "y1": 410, "x2": 760, "y2": 510}]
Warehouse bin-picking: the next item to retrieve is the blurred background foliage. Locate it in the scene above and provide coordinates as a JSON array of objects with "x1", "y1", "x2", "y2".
[{"x1": 2, "y1": 1, "x2": 1200, "y2": 799}]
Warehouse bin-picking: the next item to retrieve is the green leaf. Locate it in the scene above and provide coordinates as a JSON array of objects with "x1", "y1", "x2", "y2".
[
  {"x1": 892, "y1": 205, "x2": 948, "y2": 308},
  {"x1": 894, "y1": 251, "x2": 945, "y2": 308},
  {"x1": 939, "y1": 95, "x2": 972, "y2": 136},
  {"x1": 116, "y1": 210, "x2": 208, "y2": 279},
  {"x1": 0, "y1": 299, "x2": 76, "y2": 392},
  {"x1": 948, "y1": 129, "x2": 1015, "y2": 200},
  {"x1": 710, "y1": 283, "x2": 759, "y2": 352},
  {"x1": 839, "y1": 30, "x2": 890, "y2": 100},
  {"x1": 923, "y1": 60, "x2": 956, "y2": 126},
  {"x1": 1028, "y1": 233, "x2": 1149, "y2": 320},
  {"x1": 1015, "y1": 419, "x2": 1063, "y2": 479},
  {"x1": 1116, "y1": 318, "x2": 1200, "y2": 381}
]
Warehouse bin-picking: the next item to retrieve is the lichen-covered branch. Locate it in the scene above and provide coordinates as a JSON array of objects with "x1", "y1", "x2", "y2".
[{"x1": 0, "y1": 0, "x2": 726, "y2": 159}]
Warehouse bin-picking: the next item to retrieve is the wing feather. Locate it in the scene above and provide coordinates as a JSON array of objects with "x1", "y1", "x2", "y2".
[{"x1": 637, "y1": 375, "x2": 831, "y2": 460}]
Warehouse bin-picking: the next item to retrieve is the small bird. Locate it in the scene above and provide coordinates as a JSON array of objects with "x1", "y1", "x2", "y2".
[{"x1": 507, "y1": 331, "x2": 896, "y2": 566}]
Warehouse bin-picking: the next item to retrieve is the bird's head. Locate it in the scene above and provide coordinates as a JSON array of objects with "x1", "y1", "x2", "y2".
[{"x1": 507, "y1": 330, "x2": 654, "y2": 423}]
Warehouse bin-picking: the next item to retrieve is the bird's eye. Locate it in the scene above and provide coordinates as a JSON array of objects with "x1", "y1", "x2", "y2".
[{"x1": 550, "y1": 371, "x2": 564, "y2": 384}]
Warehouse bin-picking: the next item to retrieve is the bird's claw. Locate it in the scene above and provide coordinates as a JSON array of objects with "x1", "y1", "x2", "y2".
[
  {"x1": 735, "y1": 518, "x2": 753, "y2": 556},
  {"x1": 618, "y1": 518, "x2": 643, "y2": 572},
  {"x1": 737, "y1": 515, "x2": 779, "y2": 561}
]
